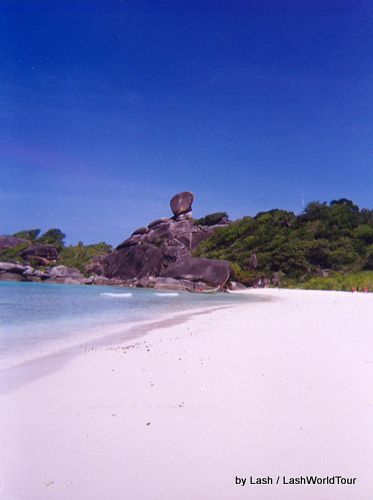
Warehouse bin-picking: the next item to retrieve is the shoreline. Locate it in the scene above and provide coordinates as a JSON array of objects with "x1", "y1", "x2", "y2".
[
  {"x1": 0, "y1": 301, "x2": 242, "y2": 394},
  {"x1": 1, "y1": 288, "x2": 372, "y2": 499},
  {"x1": 0, "y1": 282, "x2": 259, "y2": 378}
]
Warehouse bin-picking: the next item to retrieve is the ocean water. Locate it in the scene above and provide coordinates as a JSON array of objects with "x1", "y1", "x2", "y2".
[{"x1": 0, "y1": 281, "x2": 258, "y2": 369}]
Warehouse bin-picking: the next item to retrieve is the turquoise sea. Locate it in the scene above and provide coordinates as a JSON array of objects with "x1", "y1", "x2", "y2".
[{"x1": 0, "y1": 281, "x2": 258, "y2": 369}]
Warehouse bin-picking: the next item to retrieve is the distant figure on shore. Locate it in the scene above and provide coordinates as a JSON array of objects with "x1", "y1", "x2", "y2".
[{"x1": 352, "y1": 286, "x2": 355, "y2": 293}]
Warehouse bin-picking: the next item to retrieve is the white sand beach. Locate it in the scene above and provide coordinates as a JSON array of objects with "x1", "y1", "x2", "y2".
[{"x1": 0, "y1": 288, "x2": 372, "y2": 499}]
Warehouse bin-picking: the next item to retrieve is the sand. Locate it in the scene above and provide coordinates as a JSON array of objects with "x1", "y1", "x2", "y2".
[{"x1": 0, "y1": 288, "x2": 372, "y2": 499}]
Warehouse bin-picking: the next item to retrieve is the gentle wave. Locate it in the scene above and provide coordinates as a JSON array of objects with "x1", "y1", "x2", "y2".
[
  {"x1": 155, "y1": 292, "x2": 179, "y2": 297},
  {"x1": 101, "y1": 293, "x2": 132, "y2": 298}
]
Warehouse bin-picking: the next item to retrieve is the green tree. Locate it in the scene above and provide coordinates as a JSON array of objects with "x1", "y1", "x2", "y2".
[
  {"x1": 12, "y1": 229, "x2": 41, "y2": 241},
  {"x1": 36, "y1": 229, "x2": 66, "y2": 248},
  {"x1": 58, "y1": 242, "x2": 111, "y2": 276},
  {"x1": 192, "y1": 199, "x2": 373, "y2": 287},
  {"x1": 194, "y1": 212, "x2": 229, "y2": 226}
]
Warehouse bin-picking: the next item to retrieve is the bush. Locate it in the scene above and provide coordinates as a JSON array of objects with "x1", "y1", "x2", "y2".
[
  {"x1": 194, "y1": 212, "x2": 228, "y2": 226},
  {"x1": 192, "y1": 200, "x2": 373, "y2": 288},
  {"x1": 58, "y1": 242, "x2": 111, "y2": 276}
]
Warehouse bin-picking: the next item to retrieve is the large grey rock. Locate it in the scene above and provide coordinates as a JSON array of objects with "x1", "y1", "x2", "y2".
[
  {"x1": 48, "y1": 266, "x2": 85, "y2": 279},
  {"x1": 227, "y1": 281, "x2": 248, "y2": 291},
  {"x1": 0, "y1": 261, "x2": 26, "y2": 274},
  {"x1": 170, "y1": 191, "x2": 194, "y2": 218},
  {"x1": 30, "y1": 269, "x2": 47, "y2": 279},
  {"x1": 116, "y1": 217, "x2": 219, "y2": 254},
  {"x1": 161, "y1": 255, "x2": 231, "y2": 287},
  {"x1": 147, "y1": 223, "x2": 174, "y2": 244},
  {"x1": 19, "y1": 245, "x2": 59, "y2": 264},
  {"x1": 43, "y1": 266, "x2": 90, "y2": 284},
  {"x1": 89, "y1": 245, "x2": 167, "y2": 281},
  {"x1": 87, "y1": 192, "x2": 231, "y2": 289},
  {"x1": 148, "y1": 218, "x2": 170, "y2": 228},
  {"x1": 247, "y1": 275, "x2": 271, "y2": 288},
  {"x1": 249, "y1": 253, "x2": 258, "y2": 270},
  {"x1": 131, "y1": 226, "x2": 149, "y2": 236},
  {"x1": 88, "y1": 243, "x2": 231, "y2": 288},
  {"x1": 153, "y1": 277, "x2": 195, "y2": 290},
  {"x1": 116, "y1": 234, "x2": 143, "y2": 249},
  {"x1": 0, "y1": 272, "x2": 26, "y2": 281},
  {"x1": 0, "y1": 261, "x2": 52, "y2": 282},
  {"x1": 0, "y1": 236, "x2": 29, "y2": 249},
  {"x1": 21, "y1": 265, "x2": 35, "y2": 278}
]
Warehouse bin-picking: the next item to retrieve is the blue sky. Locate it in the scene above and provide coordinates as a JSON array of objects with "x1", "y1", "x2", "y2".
[{"x1": 1, "y1": 0, "x2": 372, "y2": 246}]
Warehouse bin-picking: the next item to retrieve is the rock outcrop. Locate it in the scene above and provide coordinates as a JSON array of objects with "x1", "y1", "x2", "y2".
[
  {"x1": 248, "y1": 253, "x2": 258, "y2": 270},
  {"x1": 46, "y1": 265, "x2": 92, "y2": 284},
  {"x1": 170, "y1": 191, "x2": 194, "y2": 219},
  {"x1": 0, "y1": 236, "x2": 30, "y2": 249},
  {"x1": 247, "y1": 275, "x2": 271, "y2": 288},
  {"x1": 0, "y1": 239, "x2": 86, "y2": 283},
  {"x1": 161, "y1": 254, "x2": 231, "y2": 286},
  {"x1": 0, "y1": 192, "x2": 232, "y2": 289},
  {"x1": 86, "y1": 191, "x2": 231, "y2": 289},
  {"x1": 18, "y1": 244, "x2": 60, "y2": 265},
  {"x1": 0, "y1": 262, "x2": 92, "y2": 284}
]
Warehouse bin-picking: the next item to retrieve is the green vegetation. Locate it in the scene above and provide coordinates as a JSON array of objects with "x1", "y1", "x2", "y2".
[
  {"x1": 194, "y1": 212, "x2": 229, "y2": 226},
  {"x1": 12, "y1": 228, "x2": 66, "y2": 248},
  {"x1": 299, "y1": 270, "x2": 373, "y2": 291},
  {"x1": 0, "y1": 228, "x2": 66, "y2": 262},
  {"x1": 192, "y1": 199, "x2": 373, "y2": 290},
  {"x1": 36, "y1": 228, "x2": 66, "y2": 249},
  {"x1": 12, "y1": 229, "x2": 41, "y2": 240},
  {"x1": 0, "y1": 243, "x2": 30, "y2": 263},
  {"x1": 3, "y1": 198, "x2": 373, "y2": 290},
  {"x1": 0, "y1": 228, "x2": 111, "y2": 277},
  {"x1": 58, "y1": 242, "x2": 111, "y2": 276}
]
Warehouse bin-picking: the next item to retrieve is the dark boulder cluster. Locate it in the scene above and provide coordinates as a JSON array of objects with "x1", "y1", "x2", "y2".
[
  {"x1": 0, "y1": 262, "x2": 92, "y2": 284},
  {"x1": 0, "y1": 236, "x2": 60, "y2": 266},
  {"x1": 87, "y1": 191, "x2": 233, "y2": 290},
  {"x1": 0, "y1": 191, "x2": 271, "y2": 289},
  {"x1": 18, "y1": 245, "x2": 60, "y2": 265},
  {"x1": 0, "y1": 238, "x2": 90, "y2": 284}
]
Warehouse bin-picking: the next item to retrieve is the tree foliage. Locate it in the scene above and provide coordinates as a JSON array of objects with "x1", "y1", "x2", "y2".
[
  {"x1": 12, "y1": 229, "x2": 41, "y2": 240},
  {"x1": 192, "y1": 199, "x2": 373, "y2": 286},
  {"x1": 3, "y1": 198, "x2": 373, "y2": 289},
  {"x1": 2, "y1": 228, "x2": 111, "y2": 276},
  {"x1": 193, "y1": 212, "x2": 229, "y2": 226},
  {"x1": 11, "y1": 228, "x2": 66, "y2": 248},
  {"x1": 36, "y1": 228, "x2": 66, "y2": 248},
  {"x1": 58, "y1": 242, "x2": 111, "y2": 276}
]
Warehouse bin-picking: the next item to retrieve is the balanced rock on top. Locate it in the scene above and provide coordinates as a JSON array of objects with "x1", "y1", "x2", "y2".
[
  {"x1": 86, "y1": 190, "x2": 233, "y2": 289},
  {"x1": 170, "y1": 191, "x2": 194, "y2": 219}
]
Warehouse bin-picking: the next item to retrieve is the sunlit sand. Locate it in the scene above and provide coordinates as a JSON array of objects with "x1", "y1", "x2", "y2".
[{"x1": 1, "y1": 289, "x2": 372, "y2": 499}]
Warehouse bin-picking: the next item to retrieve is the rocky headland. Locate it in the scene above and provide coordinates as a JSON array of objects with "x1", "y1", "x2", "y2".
[
  {"x1": 0, "y1": 191, "x2": 242, "y2": 290},
  {"x1": 86, "y1": 191, "x2": 234, "y2": 290}
]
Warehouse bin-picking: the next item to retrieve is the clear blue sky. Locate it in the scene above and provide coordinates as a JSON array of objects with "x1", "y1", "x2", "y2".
[{"x1": 1, "y1": 0, "x2": 372, "y2": 246}]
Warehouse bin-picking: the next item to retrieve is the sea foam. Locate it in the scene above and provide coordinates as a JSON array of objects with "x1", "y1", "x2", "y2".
[
  {"x1": 155, "y1": 292, "x2": 179, "y2": 297},
  {"x1": 101, "y1": 292, "x2": 132, "y2": 298}
]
